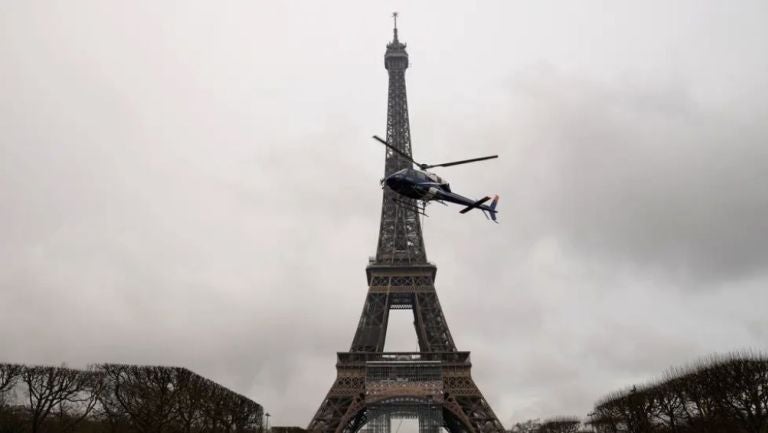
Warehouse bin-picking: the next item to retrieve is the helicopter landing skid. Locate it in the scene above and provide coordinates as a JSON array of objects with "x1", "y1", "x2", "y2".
[{"x1": 390, "y1": 197, "x2": 428, "y2": 217}]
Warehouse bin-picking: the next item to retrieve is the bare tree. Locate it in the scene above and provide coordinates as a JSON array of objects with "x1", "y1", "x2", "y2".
[
  {"x1": 694, "y1": 354, "x2": 768, "y2": 433},
  {"x1": 21, "y1": 365, "x2": 99, "y2": 433},
  {"x1": 99, "y1": 364, "x2": 182, "y2": 433},
  {"x1": 508, "y1": 419, "x2": 541, "y2": 433},
  {"x1": 174, "y1": 368, "x2": 207, "y2": 433},
  {"x1": 0, "y1": 363, "x2": 22, "y2": 407},
  {"x1": 646, "y1": 368, "x2": 702, "y2": 433},
  {"x1": 53, "y1": 366, "x2": 105, "y2": 433},
  {"x1": 539, "y1": 417, "x2": 581, "y2": 433},
  {"x1": 0, "y1": 363, "x2": 24, "y2": 433}
]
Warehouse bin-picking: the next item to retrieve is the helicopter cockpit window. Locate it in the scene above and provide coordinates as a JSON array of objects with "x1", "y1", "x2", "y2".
[{"x1": 427, "y1": 173, "x2": 443, "y2": 184}]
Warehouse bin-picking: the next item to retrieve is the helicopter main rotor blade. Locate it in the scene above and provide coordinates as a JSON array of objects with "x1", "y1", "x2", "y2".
[
  {"x1": 373, "y1": 135, "x2": 498, "y2": 170},
  {"x1": 422, "y1": 155, "x2": 498, "y2": 169},
  {"x1": 372, "y1": 135, "x2": 422, "y2": 167}
]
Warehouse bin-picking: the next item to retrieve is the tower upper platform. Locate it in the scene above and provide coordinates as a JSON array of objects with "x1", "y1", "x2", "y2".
[{"x1": 385, "y1": 24, "x2": 408, "y2": 71}]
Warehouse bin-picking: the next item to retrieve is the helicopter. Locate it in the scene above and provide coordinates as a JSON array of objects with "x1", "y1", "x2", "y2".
[{"x1": 373, "y1": 135, "x2": 500, "y2": 222}]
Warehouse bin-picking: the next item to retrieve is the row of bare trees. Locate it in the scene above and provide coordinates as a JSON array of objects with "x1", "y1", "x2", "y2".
[
  {"x1": 509, "y1": 417, "x2": 588, "y2": 433},
  {"x1": 509, "y1": 353, "x2": 768, "y2": 433},
  {"x1": 508, "y1": 417, "x2": 587, "y2": 433},
  {"x1": 0, "y1": 363, "x2": 263, "y2": 433},
  {"x1": 588, "y1": 353, "x2": 768, "y2": 433}
]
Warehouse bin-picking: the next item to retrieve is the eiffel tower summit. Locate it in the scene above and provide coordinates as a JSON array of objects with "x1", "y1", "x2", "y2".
[{"x1": 307, "y1": 15, "x2": 505, "y2": 433}]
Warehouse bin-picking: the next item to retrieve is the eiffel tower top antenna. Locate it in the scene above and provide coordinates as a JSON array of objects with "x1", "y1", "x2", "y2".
[{"x1": 392, "y1": 11, "x2": 399, "y2": 41}]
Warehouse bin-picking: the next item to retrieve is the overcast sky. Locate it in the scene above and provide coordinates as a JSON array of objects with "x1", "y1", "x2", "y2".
[{"x1": 2, "y1": 0, "x2": 768, "y2": 428}]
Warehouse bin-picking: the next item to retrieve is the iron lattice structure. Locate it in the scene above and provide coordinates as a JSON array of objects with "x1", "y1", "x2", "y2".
[{"x1": 307, "y1": 20, "x2": 505, "y2": 433}]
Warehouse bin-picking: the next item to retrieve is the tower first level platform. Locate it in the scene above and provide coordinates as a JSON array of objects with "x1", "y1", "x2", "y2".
[{"x1": 309, "y1": 352, "x2": 503, "y2": 433}]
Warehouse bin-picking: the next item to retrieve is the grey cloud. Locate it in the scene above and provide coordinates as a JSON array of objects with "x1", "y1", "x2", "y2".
[
  {"x1": 467, "y1": 67, "x2": 768, "y2": 285},
  {"x1": 2, "y1": 0, "x2": 768, "y2": 429}
]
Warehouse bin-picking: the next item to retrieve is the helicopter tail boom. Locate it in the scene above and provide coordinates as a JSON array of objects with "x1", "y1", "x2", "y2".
[{"x1": 459, "y1": 196, "x2": 491, "y2": 214}]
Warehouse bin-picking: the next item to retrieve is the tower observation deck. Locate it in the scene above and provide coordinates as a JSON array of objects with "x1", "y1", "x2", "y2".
[{"x1": 307, "y1": 16, "x2": 505, "y2": 433}]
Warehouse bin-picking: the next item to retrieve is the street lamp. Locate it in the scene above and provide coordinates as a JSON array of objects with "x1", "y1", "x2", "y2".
[{"x1": 265, "y1": 412, "x2": 271, "y2": 433}]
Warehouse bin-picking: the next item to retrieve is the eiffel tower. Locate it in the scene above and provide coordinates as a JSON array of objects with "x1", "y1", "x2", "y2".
[{"x1": 307, "y1": 15, "x2": 505, "y2": 433}]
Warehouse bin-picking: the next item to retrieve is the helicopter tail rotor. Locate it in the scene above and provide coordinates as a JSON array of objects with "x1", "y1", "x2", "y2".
[
  {"x1": 459, "y1": 194, "x2": 499, "y2": 223},
  {"x1": 459, "y1": 196, "x2": 491, "y2": 214},
  {"x1": 487, "y1": 195, "x2": 499, "y2": 223}
]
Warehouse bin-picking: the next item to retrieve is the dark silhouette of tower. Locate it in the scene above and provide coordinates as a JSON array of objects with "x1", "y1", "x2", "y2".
[{"x1": 307, "y1": 16, "x2": 505, "y2": 433}]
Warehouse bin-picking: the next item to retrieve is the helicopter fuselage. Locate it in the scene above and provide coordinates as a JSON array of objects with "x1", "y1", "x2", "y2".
[
  {"x1": 383, "y1": 168, "x2": 497, "y2": 219},
  {"x1": 383, "y1": 168, "x2": 449, "y2": 199}
]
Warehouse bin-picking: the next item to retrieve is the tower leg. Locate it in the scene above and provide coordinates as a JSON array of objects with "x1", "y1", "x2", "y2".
[
  {"x1": 350, "y1": 292, "x2": 391, "y2": 353},
  {"x1": 444, "y1": 371, "x2": 506, "y2": 433},
  {"x1": 308, "y1": 368, "x2": 366, "y2": 433}
]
